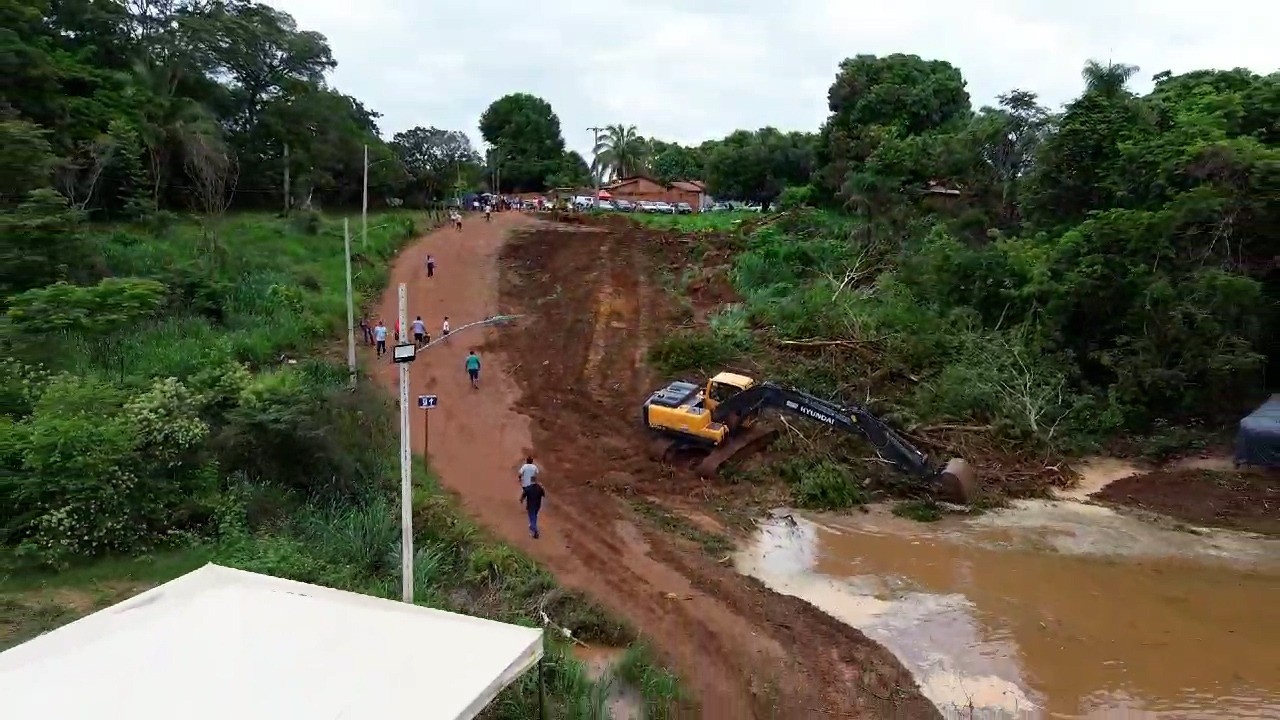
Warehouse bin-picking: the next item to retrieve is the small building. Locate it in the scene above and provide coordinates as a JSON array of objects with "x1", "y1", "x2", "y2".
[
  {"x1": 0, "y1": 564, "x2": 545, "y2": 720},
  {"x1": 669, "y1": 180, "x2": 710, "y2": 210},
  {"x1": 604, "y1": 176, "x2": 709, "y2": 211}
]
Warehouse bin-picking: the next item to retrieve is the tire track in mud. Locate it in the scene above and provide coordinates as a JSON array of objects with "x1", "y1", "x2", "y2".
[
  {"x1": 582, "y1": 239, "x2": 614, "y2": 399},
  {"x1": 497, "y1": 220, "x2": 940, "y2": 720},
  {"x1": 630, "y1": 236, "x2": 654, "y2": 396}
]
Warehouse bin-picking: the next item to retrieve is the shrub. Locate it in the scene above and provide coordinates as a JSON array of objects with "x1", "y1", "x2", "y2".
[
  {"x1": 776, "y1": 184, "x2": 814, "y2": 210},
  {"x1": 775, "y1": 457, "x2": 867, "y2": 510},
  {"x1": 649, "y1": 331, "x2": 742, "y2": 376},
  {"x1": 3, "y1": 375, "x2": 218, "y2": 565}
]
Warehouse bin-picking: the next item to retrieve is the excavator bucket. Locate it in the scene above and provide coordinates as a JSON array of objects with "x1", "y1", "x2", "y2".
[{"x1": 935, "y1": 457, "x2": 979, "y2": 504}]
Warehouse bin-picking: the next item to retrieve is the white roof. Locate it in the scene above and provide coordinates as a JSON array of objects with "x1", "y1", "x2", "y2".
[{"x1": 0, "y1": 564, "x2": 543, "y2": 720}]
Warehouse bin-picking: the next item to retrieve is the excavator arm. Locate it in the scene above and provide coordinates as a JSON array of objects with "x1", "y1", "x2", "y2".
[{"x1": 710, "y1": 382, "x2": 977, "y2": 502}]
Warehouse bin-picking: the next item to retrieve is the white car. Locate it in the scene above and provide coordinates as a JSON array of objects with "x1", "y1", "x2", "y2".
[
  {"x1": 636, "y1": 201, "x2": 657, "y2": 212},
  {"x1": 650, "y1": 201, "x2": 676, "y2": 214}
]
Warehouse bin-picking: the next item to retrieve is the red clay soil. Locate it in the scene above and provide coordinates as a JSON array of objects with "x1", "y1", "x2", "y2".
[
  {"x1": 370, "y1": 213, "x2": 938, "y2": 719},
  {"x1": 1092, "y1": 468, "x2": 1280, "y2": 536}
]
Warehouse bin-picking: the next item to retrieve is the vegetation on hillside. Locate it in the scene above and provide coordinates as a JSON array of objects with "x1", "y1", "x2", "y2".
[
  {"x1": 0, "y1": 1, "x2": 687, "y2": 714},
  {"x1": 639, "y1": 56, "x2": 1278, "y2": 507}
]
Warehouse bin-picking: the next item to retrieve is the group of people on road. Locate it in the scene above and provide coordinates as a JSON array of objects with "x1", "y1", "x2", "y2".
[
  {"x1": 358, "y1": 234, "x2": 547, "y2": 539},
  {"x1": 359, "y1": 314, "x2": 454, "y2": 355}
]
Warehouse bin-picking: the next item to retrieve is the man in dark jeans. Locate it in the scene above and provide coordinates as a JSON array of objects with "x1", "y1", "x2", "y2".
[{"x1": 520, "y1": 480, "x2": 546, "y2": 539}]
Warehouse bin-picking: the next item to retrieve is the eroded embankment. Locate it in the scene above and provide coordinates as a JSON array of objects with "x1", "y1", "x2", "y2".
[{"x1": 492, "y1": 219, "x2": 940, "y2": 718}]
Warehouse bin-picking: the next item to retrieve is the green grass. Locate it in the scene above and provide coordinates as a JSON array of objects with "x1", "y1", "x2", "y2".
[
  {"x1": 615, "y1": 643, "x2": 688, "y2": 718},
  {"x1": 629, "y1": 210, "x2": 762, "y2": 232},
  {"x1": 0, "y1": 209, "x2": 686, "y2": 716},
  {"x1": 632, "y1": 500, "x2": 735, "y2": 558}
]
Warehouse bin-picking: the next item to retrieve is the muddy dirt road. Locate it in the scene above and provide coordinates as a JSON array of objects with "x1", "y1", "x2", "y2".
[{"x1": 371, "y1": 214, "x2": 938, "y2": 718}]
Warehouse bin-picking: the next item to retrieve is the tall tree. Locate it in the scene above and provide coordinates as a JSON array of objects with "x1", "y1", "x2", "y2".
[
  {"x1": 1022, "y1": 60, "x2": 1146, "y2": 227},
  {"x1": 705, "y1": 128, "x2": 815, "y2": 205},
  {"x1": 591, "y1": 124, "x2": 649, "y2": 181},
  {"x1": 478, "y1": 93, "x2": 566, "y2": 192},
  {"x1": 817, "y1": 53, "x2": 971, "y2": 199},
  {"x1": 546, "y1": 150, "x2": 592, "y2": 189},
  {"x1": 391, "y1": 126, "x2": 481, "y2": 201},
  {"x1": 649, "y1": 140, "x2": 705, "y2": 183}
]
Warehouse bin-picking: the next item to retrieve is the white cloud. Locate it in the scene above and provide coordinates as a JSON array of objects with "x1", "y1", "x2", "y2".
[{"x1": 263, "y1": 0, "x2": 1279, "y2": 159}]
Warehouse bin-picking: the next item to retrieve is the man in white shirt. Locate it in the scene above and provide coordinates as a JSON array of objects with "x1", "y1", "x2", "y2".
[
  {"x1": 373, "y1": 320, "x2": 388, "y2": 357},
  {"x1": 441, "y1": 316, "x2": 450, "y2": 342},
  {"x1": 517, "y1": 456, "x2": 539, "y2": 488}
]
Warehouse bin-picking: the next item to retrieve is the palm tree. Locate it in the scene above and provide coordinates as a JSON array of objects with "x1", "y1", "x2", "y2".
[
  {"x1": 1081, "y1": 60, "x2": 1139, "y2": 99},
  {"x1": 592, "y1": 125, "x2": 650, "y2": 182}
]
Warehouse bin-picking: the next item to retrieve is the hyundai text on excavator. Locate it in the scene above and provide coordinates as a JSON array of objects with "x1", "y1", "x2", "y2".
[{"x1": 642, "y1": 371, "x2": 979, "y2": 504}]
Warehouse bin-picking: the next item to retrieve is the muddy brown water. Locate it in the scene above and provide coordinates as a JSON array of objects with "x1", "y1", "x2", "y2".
[{"x1": 737, "y1": 500, "x2": 1280, "y2": 719}]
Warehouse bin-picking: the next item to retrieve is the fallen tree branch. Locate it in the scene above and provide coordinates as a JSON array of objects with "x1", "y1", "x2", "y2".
[
  {"x1": 775, "y1": 337, "x2": 875, "y2": 348},
  {"x1": 914, "y1": 423, "x2": 993, "y2": 433}
]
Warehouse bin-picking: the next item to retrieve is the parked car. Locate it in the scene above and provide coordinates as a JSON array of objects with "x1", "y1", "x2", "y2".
[
  {"x1": 674, "y1": 202, "x2": 693, "y2": 214},
  {"x1": 595, "y1": 200, "x2": 616, "y2": 211},
  {"x1": 635, "y1": 200, "x2": 657, "y2": 212},
  {"x1": 708, "y1": 202, "x2": 732, "y2": 212},
  {"x1": 650, "y1": 201, "x2": 676, "y2": 214},
  {"x1": 613, "y1": 199, "x2": 635, "y2": 212}
]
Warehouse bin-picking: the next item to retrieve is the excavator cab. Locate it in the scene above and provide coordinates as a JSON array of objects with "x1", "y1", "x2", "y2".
[{"x1": 704, "y1": 372, "x2": 754, "y2": 411}]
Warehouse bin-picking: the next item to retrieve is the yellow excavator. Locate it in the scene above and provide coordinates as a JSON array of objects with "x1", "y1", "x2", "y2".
[{"x1": 642, "y1": 371, "x2": 979, "y2": 504}]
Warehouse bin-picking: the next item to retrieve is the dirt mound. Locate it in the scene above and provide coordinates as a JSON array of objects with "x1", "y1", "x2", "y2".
[
  {"x1": 495, "y1": 220, "x2": 939, "y2": 718},
  {"x1": 1092, "y1": 467, "x2": 1279, "y2": 535}
]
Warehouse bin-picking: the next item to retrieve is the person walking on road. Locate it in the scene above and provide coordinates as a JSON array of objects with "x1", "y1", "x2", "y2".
[
  {"x1": 425, "y1": 254, "x2": 435, "y2": 278},
  {"x1": 411, "y1": 315, "x2": 427, "y2": 348},
  {"x1": 373, "y1": 320, "x2": 388, "y2": 357},
  {"x1": 517, "y1": 456, "x2": 539, "y2": 488},
  {"x1": 359, "y1": 315, "x2": 373, "y2": 345},
  {"x1": 521, "y1": 479, "x2": 546, "y2": 539},
  {"x1": 465, "y1": 349, "x2": 481, "y2": 389},
  {"x1": 441, "y1": 316, "x2": 451, "y2": 342}
]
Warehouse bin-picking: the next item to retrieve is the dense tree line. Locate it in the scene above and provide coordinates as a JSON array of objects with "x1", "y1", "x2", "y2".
[
  {"x1": 0, "y1": 0, "x2": 578, "y2": 225},
  {"x1": 656, "y1": 54, "x2": 1278, "y2": 445}
]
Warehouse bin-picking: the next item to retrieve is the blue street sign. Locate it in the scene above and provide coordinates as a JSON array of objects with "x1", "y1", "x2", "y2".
[{"x1": 417, "y1": 395, "x2": 439, "y2": 409}]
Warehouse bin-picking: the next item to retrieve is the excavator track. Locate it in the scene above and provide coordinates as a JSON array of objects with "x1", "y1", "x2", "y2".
[{"x1": 695, "y1": 424, "x2": 780, "y2": 478}]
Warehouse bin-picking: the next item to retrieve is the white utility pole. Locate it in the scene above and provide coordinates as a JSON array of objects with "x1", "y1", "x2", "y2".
[
  {"x1": 397, "y1": 282, "x2": 414, "y2": 603},
  {"x1": 343, "y1": 218, "x2": 356, "y2": 385},
  {"x1": 587, "y1": 126, "x2": 606, "y2": 205},
  {"x1": 362, "y1": 144, "x2": 369, "y2": 252}
]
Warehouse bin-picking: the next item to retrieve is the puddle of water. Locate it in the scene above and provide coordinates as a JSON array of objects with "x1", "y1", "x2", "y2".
[
  {"x1": 737, "y1": 507, "x2": 1280, "y2": 719},
  {"x1": 1060, "y1": 457, "x2": 1143, "y2": 501},
  {"x1": 1060, "y1": 455, "x2": 1240, "y2": 502}
]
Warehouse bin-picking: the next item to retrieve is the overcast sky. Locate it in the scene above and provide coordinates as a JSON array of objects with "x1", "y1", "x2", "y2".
[{"x1": 263, "y1": 0, "x2": 1278, "y2": 159}]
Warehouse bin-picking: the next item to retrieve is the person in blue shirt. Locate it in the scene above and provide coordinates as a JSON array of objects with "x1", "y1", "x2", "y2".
[
  {"x1": 465, "y1": 350, "x2": 481, "y2": 389},
  {"x1": 411, "y1": 316, "x2": 427, "y2": 348}
]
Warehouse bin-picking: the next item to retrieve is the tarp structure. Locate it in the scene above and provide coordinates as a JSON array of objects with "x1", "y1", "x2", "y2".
[
  {"x1": 1235, "y1": 394, "x2": 1280, "y2": 468},
  {"x1": 0, "y1": 564, "x2": 543, "y2": 720}
]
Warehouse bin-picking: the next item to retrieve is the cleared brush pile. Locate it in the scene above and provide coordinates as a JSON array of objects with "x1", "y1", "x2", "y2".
[{"x1": 622, "y1": 211, "x2": 1095, "y2": 507}]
